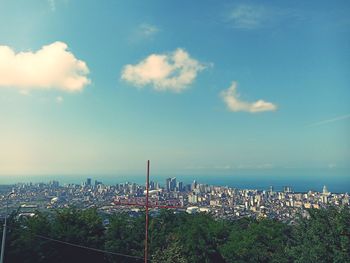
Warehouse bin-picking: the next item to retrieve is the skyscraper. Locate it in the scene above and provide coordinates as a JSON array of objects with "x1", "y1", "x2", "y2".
[
  {"x1": 165, "y1": 178, "x2": 171, "y2": 192},
  {"x1": 86, "y1": 178, "x2": 91, "y2": 186},
  {"x1": 177, "y1": 181, "x2": 183, "y2": 192},
  {"x1": 170, "y1": 177, "x2": 177, "y2": 191},
  {"x1": 323, "y1": 185, "x2": 329, "y2": 195},
  {"x1": 283, "y1": 186, "x2": 292, "y2": 193},
  {"x1": 191, "y1": 180, "x2": 197, "y2": 191}
]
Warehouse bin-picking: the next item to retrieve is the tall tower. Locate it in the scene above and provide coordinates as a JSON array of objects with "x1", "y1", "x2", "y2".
[
  {"x1": 191, "y1": 180, "x2": 197, "y2": 191},
  {"x1": 165, "y1": 178, "x2": 171, "y2": 192},
  {"x1": 322, "y1": 185, "x2": 329, "y2": 195},
  {"x1": 86, "y1": 178, "x2": 91, "y2": 186},
  {"x1": 170, "y1": 177, "x2": 177, "y2": 191}
]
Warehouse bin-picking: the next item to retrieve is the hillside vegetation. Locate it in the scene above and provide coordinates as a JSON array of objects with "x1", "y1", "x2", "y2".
[{"x1": 1, "y1": 207, "x2": 349, "y2": 263}]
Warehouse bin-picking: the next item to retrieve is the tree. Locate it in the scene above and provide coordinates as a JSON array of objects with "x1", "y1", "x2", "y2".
[
  {"x1": 288, "y1": 207, "x2": 350, "y2": 263},
  {"x1": 220, "y1": 218, "x2": 291, "y2": 263},
  {"x1": 105, "y1": 212, "x2": 144, "y2": 263},
  {"x1": 152, "y1": 239, "x2": 188, "y2": 263}
]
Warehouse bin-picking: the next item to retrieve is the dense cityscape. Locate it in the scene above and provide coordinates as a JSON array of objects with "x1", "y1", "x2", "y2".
[{"x1": 1, "y1": 177, "x2": 349, "y2": 223}]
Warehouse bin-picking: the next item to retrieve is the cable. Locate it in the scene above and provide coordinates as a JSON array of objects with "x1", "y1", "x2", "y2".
[
  {"x1": 35, "y1": 234, "x2": 147, "y2": 261},
  {"x1": 6, "y1": 225, "x2": 147, "y2": 261}
]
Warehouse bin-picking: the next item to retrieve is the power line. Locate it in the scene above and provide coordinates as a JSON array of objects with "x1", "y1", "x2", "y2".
[
  {"x1": 35, "y1": 234, "x2": 147, "y2": 261},
  {"x1": 6, "y1": 225, "x2": 146, "y2": 262}
]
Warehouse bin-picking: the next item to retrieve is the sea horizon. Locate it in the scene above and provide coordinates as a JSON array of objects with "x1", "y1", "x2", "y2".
[{"x1": 1, "y1": 168, "x2": 349, "y2": 193}]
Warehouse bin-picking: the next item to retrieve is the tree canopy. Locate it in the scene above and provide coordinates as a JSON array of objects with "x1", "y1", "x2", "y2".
[{"x1": 1, "y1": 206, "x2": 349, "y2": 263}]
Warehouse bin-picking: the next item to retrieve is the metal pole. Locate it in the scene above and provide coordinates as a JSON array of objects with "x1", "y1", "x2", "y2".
[
  {"x1": 144, "y1": 160, "x2": 150, "y2": 263},
  {"x1": 1, "y1": 192, "x2": 14, "y2": 263}
]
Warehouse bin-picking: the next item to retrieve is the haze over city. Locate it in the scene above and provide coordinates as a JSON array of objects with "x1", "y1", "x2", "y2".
[{"x1": 0, "y1": 0, "x2": 349, "y2": 184}]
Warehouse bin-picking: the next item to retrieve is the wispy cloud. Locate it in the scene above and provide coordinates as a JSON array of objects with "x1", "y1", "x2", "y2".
[
  {"x1": 48, "y1": 0, "x2": 56, "y2": 11},
  {"x1": 185, "y1": 163, "x2": 274, "y2": 170},
  {"x1": 0, "y1": 42, "x2": 90, "y2": 92},
  {"x1": 220, "y1": 81, "x2": 277, "y2": 113},
  {"x1": 121, "y1": 48, "x2": 206, "y2": 92},
  {"x1": 47, "y1": 0, "x2": 69, "y2": 12},
  {"x1": 226, "y1": 4, "x2": 306, "y2": 30},
  {"x1": 308, "y1": 114, "x2": 350, "y2": 127},
  {"x1": 228, "y1": 4, "x2": 269, "y2": 29},
  {"x1": 138, "y1": 23, "x2": 159, "y2": 38},
  {"x1": 129, "y1": 23, "x2": 160, "y2": 43}
]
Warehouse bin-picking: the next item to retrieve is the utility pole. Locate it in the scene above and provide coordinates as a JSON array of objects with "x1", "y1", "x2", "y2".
[
  {"x1": 114, "y1": 161, "x2": 182, "y2": 262},
  {"x1": 144, "y1": 160, "x2": 149, "y2": 263},
  {"x1": 1, "y1": 192, "x2": 14, "y2": 263}
]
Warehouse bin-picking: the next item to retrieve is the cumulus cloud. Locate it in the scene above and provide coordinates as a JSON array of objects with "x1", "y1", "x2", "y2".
[
  {"x1": 221, "y1": 82, "x2": 277, "y2": 113},
  {"x1": 121, "y1": 48, "x2": 206, "y2": 92},
  {"x1": 0, "y1": 41, "x2": 90, "y2": 92}
]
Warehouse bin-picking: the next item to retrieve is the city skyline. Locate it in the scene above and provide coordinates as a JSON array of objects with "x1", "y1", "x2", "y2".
[{"x1": 0, "y1": 0, "x2": 349, "y2": 177}]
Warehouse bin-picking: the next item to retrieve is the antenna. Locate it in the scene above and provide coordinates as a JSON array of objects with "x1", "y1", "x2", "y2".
[
  {"x1": 114, "y1": 160, "x2": 182, "y2": 262},
  {"x1": 144, "y1": 160, "x2": 149, "y2": 263}
]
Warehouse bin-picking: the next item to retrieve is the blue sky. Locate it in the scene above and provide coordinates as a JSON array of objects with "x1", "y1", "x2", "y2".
[{"x1": 0, "y1": 0, "x2": 349, "y2": 177}]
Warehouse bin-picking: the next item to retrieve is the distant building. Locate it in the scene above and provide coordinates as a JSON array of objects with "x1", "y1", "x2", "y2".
[
  {"x1": 321, "y1": 195, "x2": 328, "y2": 204},
  {"x1": 177, "y1": 181, "x2": 183, "y2": 192},
  {"x1": 188, "y1": 193, "x2": 198, "y2": 204},
  {"x1": 95, "y1": 180, "x2": 102, "y2": 187},
  {"x1": 323, "y1": 185, "x2": 329, "y2": 195},
  {"x1": 191, "y1": 180, "x2": 197, "y2": 191},
  {"x1": 283, "y1": 186, "x2": 292, "y2": 193},
  {"x1": 49, "y1": 180, "x2": 59, "y2": 188},
  {"x1": 165, "y1": 178, "x2": 171, "y2": 192},
  {"x1": 86, "y1": 178, "x2": 92, "y2": 186},
  {"x1": 186, "y1": 206, "x2": 199, "y2": 214},
  {"x1": 170, "y1": 177, "x2": 177, "y2": 191}
]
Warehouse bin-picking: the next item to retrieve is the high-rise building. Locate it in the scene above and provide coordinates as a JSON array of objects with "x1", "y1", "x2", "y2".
[
  {"x1": 177, "y1": 181, "x2": 183, "y2": 192},
  {"x1": 95, "y1": 180, "x2": 102, "y2": 186},
  {"x1": 49, "y1": 180, "x2": 59, "y2": 188},
  {"x1": 188, "y1": 193, "x2": 198, "y2": 204},
  {"x1": 149, "y1": 181, "x2": 155, "y2": 190},
  {"x1": 323, "y1": 185, "x2": 329, "y2": 195},
  {"x1": 283, "y1": 186, "x2": 292, "y2": 193},
  {"x1": 191, "y1": 180, "x2": 197, "y2": 191},
  {"x1": 165, "y1": 178, "x2": 171, "y2": 192},
  {"x1": 86, "y1": 178, "x2": 92, "y2": 186},
  {"x1": 170, "y1": 177, "x2": 177, "y2": 191}
]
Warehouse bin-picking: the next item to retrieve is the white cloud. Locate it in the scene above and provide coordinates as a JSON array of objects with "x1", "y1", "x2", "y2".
[
  {"x1": 0, "y1": 41, "x2": 90, "y2": 92},
  {"x1": 221, "y1": 81, "x2": 277, "y2": 113},
  {"x1": 308, "y1": 114, "x2": 350, "y2": 127},
  {"x1": 229, "y1": 4, "x2": 268, "y2": 29},
  {"x1": 121, "y1": 48, "x2": 206, "y2": 92},
  {"x1": 139, "y1": 23, "x2": 159, "y2": 38},
  {"x1": 185, "y1": 163, "x2": 274, "y2": 170}
]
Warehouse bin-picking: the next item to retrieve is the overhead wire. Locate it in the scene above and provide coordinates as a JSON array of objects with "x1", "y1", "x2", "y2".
[{"x1": 6, "y1": 225, "x2": 147, "y2": 261}]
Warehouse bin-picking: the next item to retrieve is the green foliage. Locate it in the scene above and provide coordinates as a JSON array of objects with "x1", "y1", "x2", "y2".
[
  {"x1": 6, "y1": 208, "x2": 106, "y2": 263},
  {"x1": 220, "y1": 218, "x2": 291, "y2": 263},
  {"x1": 152, "y1": 239, "x2": 188, "y2": 263},
  {"x1": 288, "y1": 207, "x2": 350, "y2": 263},
  {"x1": 2, "y1": 206, "x2": 349, "y2": 263},
  {"x1": 105, "y1": 212, "x2": 144, "y2": 262}
]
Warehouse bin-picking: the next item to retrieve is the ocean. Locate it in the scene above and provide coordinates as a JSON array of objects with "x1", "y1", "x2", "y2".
[{"x1": 1, "y1": 168, "x2": 349, "y2": 193}]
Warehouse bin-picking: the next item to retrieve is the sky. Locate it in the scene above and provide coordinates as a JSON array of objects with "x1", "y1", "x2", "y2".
[{"x1": 0, "y1": 0, "x2": 349, "y2": 179}]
